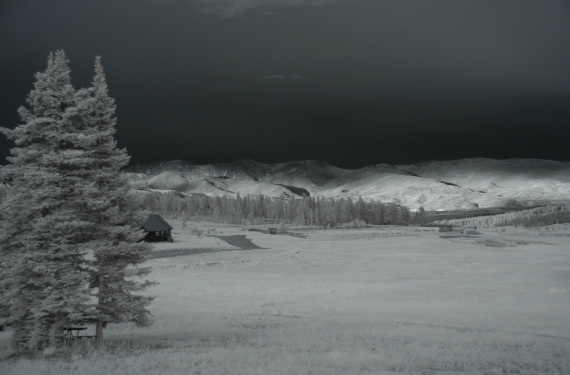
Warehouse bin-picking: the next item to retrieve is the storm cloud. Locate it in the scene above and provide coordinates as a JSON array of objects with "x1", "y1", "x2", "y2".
[
  {"x1": 1, "y1": 0, "x2": 569, "y2": 167},
  {"x1": 177, "y1": 0, "x2": 355, "y2": 17}
]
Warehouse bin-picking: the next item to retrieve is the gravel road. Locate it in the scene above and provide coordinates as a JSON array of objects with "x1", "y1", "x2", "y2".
[
  {"x1": 151, "y1": 235, "x2": 263, "y2": 259},
  {"x1": 206, "y1": 235, "x2": 263, "y2": 250}
]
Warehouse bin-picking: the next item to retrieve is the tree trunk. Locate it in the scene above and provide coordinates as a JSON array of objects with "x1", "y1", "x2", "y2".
[{"x1": 96, "y1": 273, "x2": 104, "y2": 342}]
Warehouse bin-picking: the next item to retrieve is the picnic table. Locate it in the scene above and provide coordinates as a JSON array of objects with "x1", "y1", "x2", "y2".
[{"x1": 63, "y1": 326, "x2": 95, "y2": 341}]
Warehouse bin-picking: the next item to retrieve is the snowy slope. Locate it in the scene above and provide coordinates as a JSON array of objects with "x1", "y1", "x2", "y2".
[
  {"x1": 125, "y1": 158, "x2": 570, "y2": 211},
  {"x1": 148, "y1": 171, "x2": 190, "y2": 191},
  {"x1": 396, "y1": 158, "x2": 570, "y2": 206}
]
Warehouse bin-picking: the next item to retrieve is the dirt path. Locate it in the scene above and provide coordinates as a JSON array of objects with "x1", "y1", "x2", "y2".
[
  {"x1": 151, "y1": 235, "x2": 263, "y2": 259},
  {"x1": 207, "y1": 235, "x2": 263, "y2": 250},
  {"x1": 150, "y1": 248, "x2": 236, "y2": 259}
]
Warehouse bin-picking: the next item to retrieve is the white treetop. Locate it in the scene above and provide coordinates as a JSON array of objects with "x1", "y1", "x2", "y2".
[
  {"x1": 83, "y1": 57, "x2": 154, "y2": 337},
  {"x1": 0, "y1": 51, "x2": 154, "y2": 352},
  {"x1": 0, "y1": 51, "x2": 93, "y2": 350}
]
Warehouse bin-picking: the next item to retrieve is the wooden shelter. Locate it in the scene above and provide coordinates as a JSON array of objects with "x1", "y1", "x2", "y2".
[{"x1": 142, "y1": 214, "x2": 173, "y2": 242}]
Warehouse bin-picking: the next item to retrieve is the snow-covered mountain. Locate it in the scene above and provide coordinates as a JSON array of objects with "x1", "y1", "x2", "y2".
[{"x1": 125, "y1": 158, "x2": 570, "y2": 211}]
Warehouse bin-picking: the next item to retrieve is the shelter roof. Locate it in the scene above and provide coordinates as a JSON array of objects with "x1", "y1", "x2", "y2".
[{"x1": 142, "y1": 214, "x2": 173, "y2": 232}]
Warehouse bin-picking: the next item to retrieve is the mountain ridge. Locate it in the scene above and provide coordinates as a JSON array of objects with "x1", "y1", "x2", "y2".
[{"x1": 125, "y1": 158, "x2": 570, "y2": 211}]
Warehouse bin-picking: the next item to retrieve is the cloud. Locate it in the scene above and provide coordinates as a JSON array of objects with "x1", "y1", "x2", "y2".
[
  {"x1": 262, "y1": 75, "x2": 286, "y2": 80},
  {"x1": 149, "y1": 0, "x2": 354, "y2": 17},
  {"x1": 261, "y1": 74, "x2": 304, "y2": 80}
]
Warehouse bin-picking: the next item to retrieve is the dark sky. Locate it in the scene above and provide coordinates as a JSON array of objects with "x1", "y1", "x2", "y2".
[{"x1": 1, "y1": 0, "x2": 569, "y2": 168}]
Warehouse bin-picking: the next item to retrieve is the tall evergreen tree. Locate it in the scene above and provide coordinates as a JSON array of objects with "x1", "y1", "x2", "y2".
[
  {"x1": 0, "y1": 52, "x2": 154, "y2": 351},
  {"x1": 0, "y1": 51, "x2": 93, "y2": 351},
  {"x1": 82, "y1": 57, "x2": 154, "y2": 341}
]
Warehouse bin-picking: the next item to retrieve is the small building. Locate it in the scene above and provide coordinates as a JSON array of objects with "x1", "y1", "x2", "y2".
[
  {"x1": 439, "y1": 225, "x2": 479, "y2": 235},
  {"x1": 464, "y1": 226, "x2": 479, "y2": 235},
  {"x1": 142, "y1": 214, "x2": 173, "y2": 242},
  {"x1": 438, "y1": 225, "x2": 453, "y2": 232},
  {"x1": 269, "y1": 228, "x2": 278, "y2": 235}
]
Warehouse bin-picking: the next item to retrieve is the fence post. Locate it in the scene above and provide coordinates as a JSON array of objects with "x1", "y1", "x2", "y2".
[{"x1": 96, "y1": 273, "x2": 104, "y2": 342}]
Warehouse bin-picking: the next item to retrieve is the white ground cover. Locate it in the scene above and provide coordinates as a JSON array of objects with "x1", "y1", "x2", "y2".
[
  {"x1": 1, "y1": 221, "x2": 569, "y2": 374},
  {"x1": 154, "y1": 221, "x2": 240, "y2": 252}
]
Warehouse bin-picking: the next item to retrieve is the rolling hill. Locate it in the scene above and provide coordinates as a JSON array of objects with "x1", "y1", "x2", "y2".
[{"x1": 125, "y1": 158, "x2": 570, "y2": 211}]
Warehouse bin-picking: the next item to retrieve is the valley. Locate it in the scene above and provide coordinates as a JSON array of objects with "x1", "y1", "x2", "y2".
[
  {"x1": 2, "y1": 220, "x2": 569, "y2": 374},
  {"x1": 126, "y1": 158, "x2": 570, "y2": 211}
]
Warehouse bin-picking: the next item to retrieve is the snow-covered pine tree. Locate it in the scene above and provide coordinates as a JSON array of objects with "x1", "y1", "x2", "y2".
[
  {"x1": 0, "y1": 51, "x2": 94, "y2": 351},
  {"x1": 81, "y1": 57, "x2": 154, "y2": 341}
]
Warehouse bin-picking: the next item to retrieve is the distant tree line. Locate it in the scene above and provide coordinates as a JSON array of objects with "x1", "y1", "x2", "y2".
[
  {"x1": 433, "y1": 204, "x2": 570, "y2": 228},
  {"x1": 141, "y1": 192, "x2": 413, "y2": 227}
]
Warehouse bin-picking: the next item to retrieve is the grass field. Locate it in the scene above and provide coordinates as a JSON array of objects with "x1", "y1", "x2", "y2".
[{"x1": 1, "y1": 221, "x2": 569, "y2": 374}]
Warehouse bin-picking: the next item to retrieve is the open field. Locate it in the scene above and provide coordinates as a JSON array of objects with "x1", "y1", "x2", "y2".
[{"x1": 1, "y1": 221, "x2": 569, "y2": 374}]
